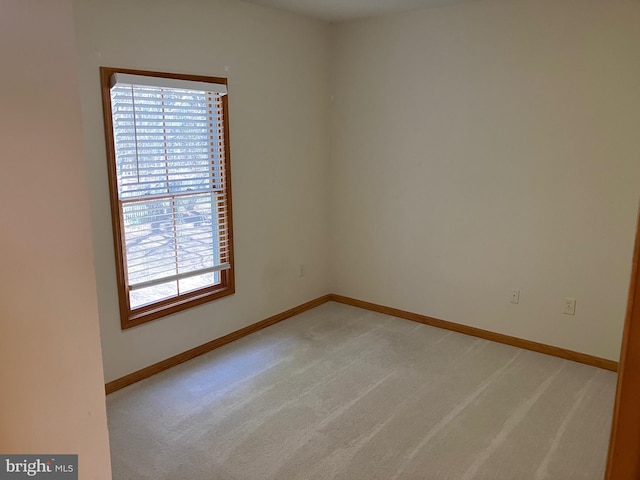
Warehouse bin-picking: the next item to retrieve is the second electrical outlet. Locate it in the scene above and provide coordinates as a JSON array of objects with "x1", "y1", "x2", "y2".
[{"x1": 564, "y1": 298, "x2": 576, "y2": 315}]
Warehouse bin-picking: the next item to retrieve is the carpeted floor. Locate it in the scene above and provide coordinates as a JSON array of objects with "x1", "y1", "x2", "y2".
[{"x1": 106, "y1": 302, "x2": 616, "y2": 479}]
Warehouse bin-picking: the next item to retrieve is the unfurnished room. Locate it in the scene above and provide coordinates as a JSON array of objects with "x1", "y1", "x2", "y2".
[{"x1": 2, "y1": 0, "x2": 640, "y2": 479}]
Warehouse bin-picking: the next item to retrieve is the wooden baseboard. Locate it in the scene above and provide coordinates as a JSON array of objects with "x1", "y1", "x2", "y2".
[
  {"x1": 105, "y1": 294, "x2": 332, "y2": 394},
  {"x1": 106, "y1": 292, "x2": 618, "y2": 394},
  {"x1": 329, "y1": 294, "x2": 618, "y2": 372}
]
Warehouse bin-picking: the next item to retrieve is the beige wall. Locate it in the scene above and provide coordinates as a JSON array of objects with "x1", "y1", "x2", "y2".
[
  {"x1": 73, "y1": 0, "x2": 331, "y2": 382},
  {"x1": 0, "y1": 0, "x2": 112, "y2": 476},
  {"x1": 5, "y1": 0, "x2": 634, "y2": 469},
  {"x1": 73, "y1": 0, "x2": 639, "y2": 385},
  {"x1": 330, "y1": 0, "x2": 640, "y2": 361}
]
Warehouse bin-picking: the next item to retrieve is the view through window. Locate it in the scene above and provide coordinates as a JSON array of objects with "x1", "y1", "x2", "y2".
[{"x1": 101, "y1": 68, "x2": 234, "y2": 328}]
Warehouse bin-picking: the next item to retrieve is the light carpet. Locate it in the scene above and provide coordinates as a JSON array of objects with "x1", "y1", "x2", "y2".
[{"x1": 107, "y1": 302, "x2": 616, "y2": 479}]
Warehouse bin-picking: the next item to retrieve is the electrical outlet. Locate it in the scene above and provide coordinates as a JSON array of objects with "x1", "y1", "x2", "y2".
[
  {"x1": 510, "y1": 289, "x2": 520, "y2": 304},
  {"x1": 298, "y1": 264, "x2": 305, "y2": 277},
  {"x1": 563, "y1": 298, "x2": 576, "y2": 315}
]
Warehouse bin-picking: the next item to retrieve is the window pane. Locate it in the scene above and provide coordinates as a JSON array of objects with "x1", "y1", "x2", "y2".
[
  {"x1": 175, "y1": 194, "x2": 217, "y2": 275},
  {"x1": 130, "y1": 281, "x2": 178, "y2": 310},
  {"x1": 110, "y1": 84, "x2": 221, "y2": 200},
  {"x1": 122, "y1": 199, "x2": 177, "y2": 289},
  {"x1": 178, "y1": 271, "x2": 219, "y2": 295}
]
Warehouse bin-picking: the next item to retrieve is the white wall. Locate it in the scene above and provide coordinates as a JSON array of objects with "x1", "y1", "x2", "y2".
[
  {"x1": 330, "y1": 0, "x2": 640, "y2": 361},
  {"x1": 0, "y1": 0, "x2": 112, "y2": 476},
  {"x1": 73, "y1": 0, "x2": 331, "y2": 382}
]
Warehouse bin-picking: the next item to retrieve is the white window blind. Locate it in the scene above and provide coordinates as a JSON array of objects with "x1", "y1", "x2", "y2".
[{"x1": 109, "y1": 76, "x2": 230, "y2": 310}]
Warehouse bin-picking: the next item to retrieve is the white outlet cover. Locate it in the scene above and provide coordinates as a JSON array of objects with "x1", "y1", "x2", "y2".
[
  {"x1": 510, "y1": 289, "x2": 520, "y2": 304},
  {"x1": 563, "y1": 298, "x2": 576, "y2": 315}
]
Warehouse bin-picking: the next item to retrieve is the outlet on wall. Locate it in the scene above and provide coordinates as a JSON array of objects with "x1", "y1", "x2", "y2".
[
  {"x1": 563, "y1": 298, "x2": 576, "y2": 315},
  {"x1": 299, "y1": 264, "x2": 305, "y2": 277},
  {"x1": 510, "y1": 289, "x2": 520, "y2": 304}
]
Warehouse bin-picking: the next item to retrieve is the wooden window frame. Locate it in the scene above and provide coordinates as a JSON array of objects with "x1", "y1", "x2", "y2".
[{"x1": 100, "y1": 67, "x2": 235, "y2": 329}]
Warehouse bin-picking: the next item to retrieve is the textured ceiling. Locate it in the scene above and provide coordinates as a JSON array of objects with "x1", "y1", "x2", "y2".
[{"x1": 242, "y1": 0, "x2": 477, "y2": 22}]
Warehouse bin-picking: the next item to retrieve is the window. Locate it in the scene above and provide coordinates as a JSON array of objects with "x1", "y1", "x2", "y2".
[{"x1": 100, "y1": 67, "x2": 234, "y2": 329}]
